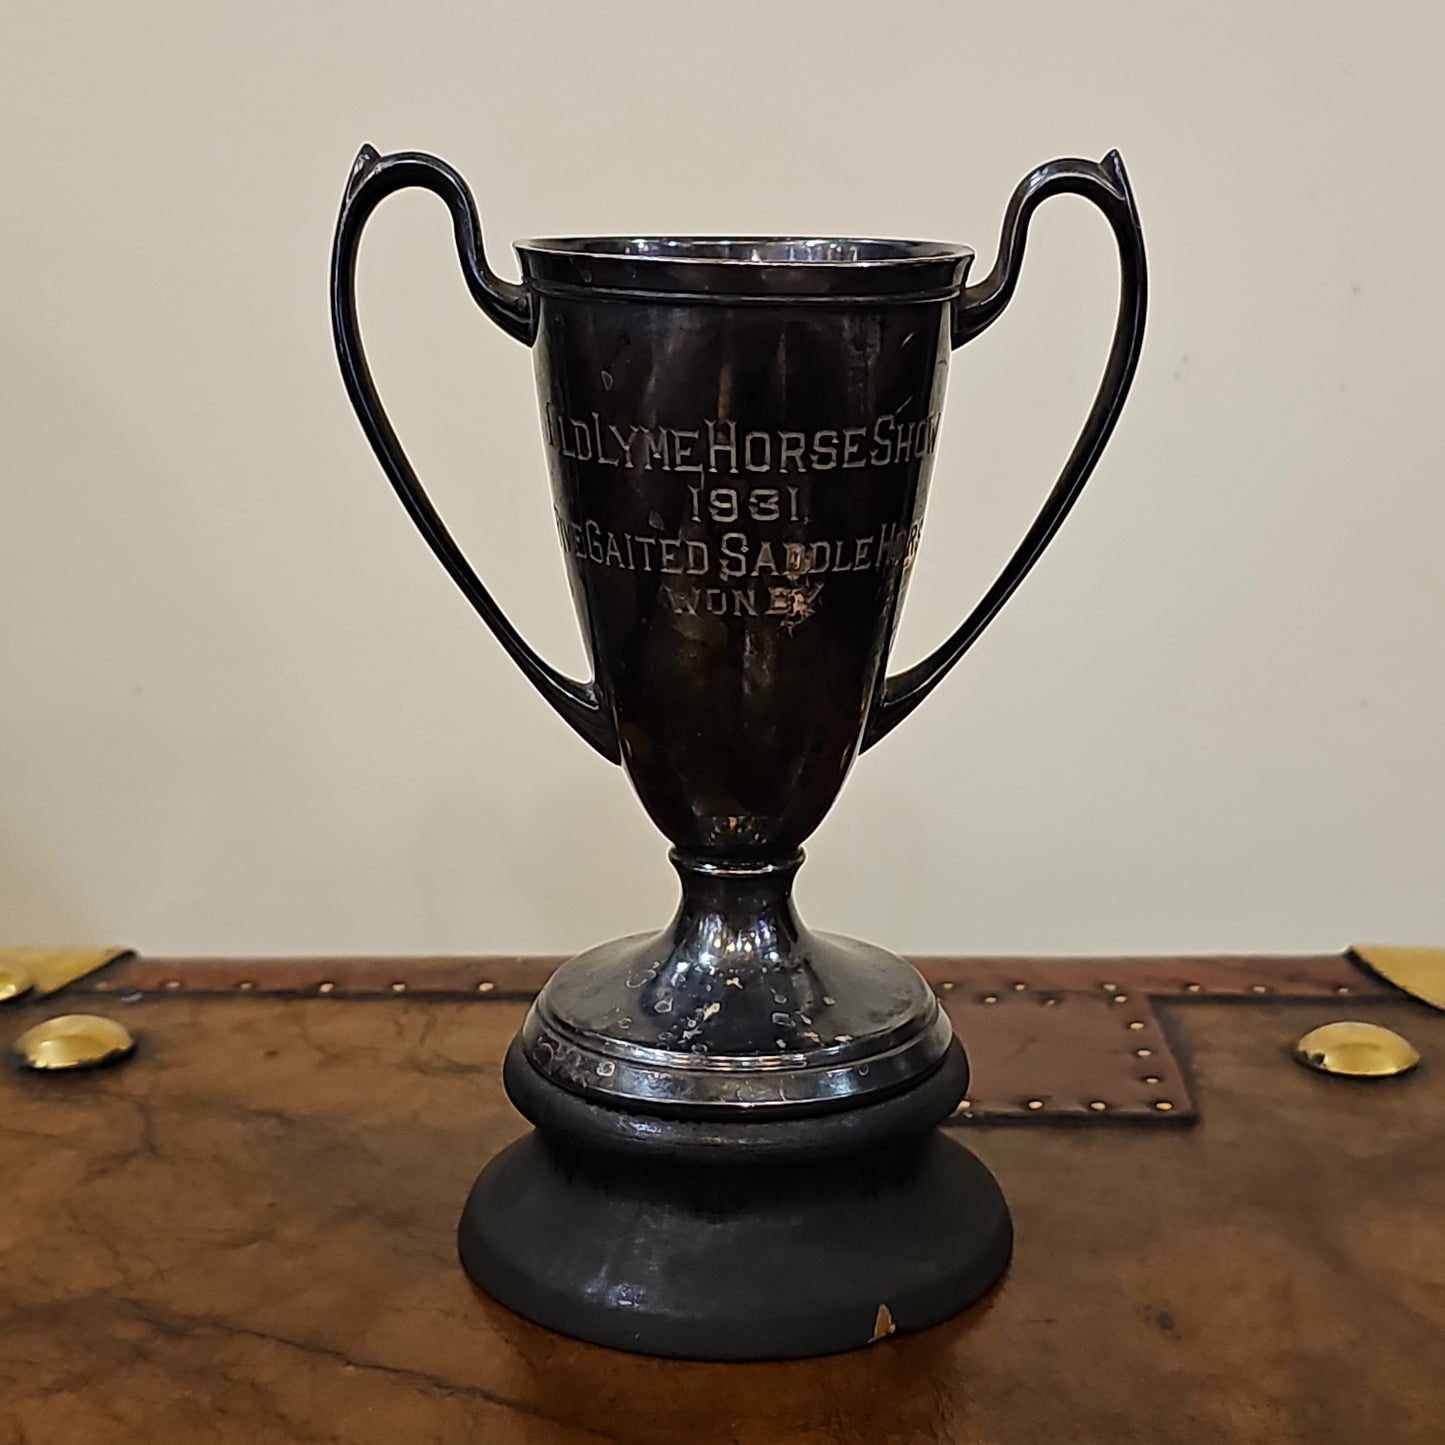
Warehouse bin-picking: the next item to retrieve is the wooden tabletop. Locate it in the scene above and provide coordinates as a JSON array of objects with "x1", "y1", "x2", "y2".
[{"x1": 1, "y1": 959, "x2": 1442, "y2": 1443}]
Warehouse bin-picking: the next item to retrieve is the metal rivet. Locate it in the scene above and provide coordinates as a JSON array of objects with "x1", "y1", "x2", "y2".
[
  {"x1": 237, "y1": 981, "x2": 255, "y2": 991},
  {"x1": 1154, "y1": 1101, "x2": 1174, "y2": 1112},
  {"x1": 958, "y1": 1099, "x2": 972, "y2": 1111},
  {"x1": 1135, "y1": 1047, "x2": 1154, "y2": 1058},
  {"x1": 1089, "y1": 1100, "x2": 1108, "y2": 1112},
  {"x1": 939, "y1": 981, "x2": 955, "y2": 992},
  {"x1": 317, "y1": 981, "x2": 335, "y2": 994},
  {"x1": 477, "y1": 980, "x2": 495, "y2": 993},
  {"x1": 1294, "y1": 1020, "x2": 1420, "y2": 1078},
  {"x1": 1102, "y1": 983, "x2": 1118, "y2": 993},
  {"x1": 390, "y1": 981, "x2": 407, "y2": 993},
  {"x1": 1143, "y1": 1074, "x2": 1161, "y2": 1084},
  {"x1": 1113, "y1": 994, "x2": 1129, "y2": 1004},
  {"x1": 1250, "y1": 984, "x2": 1269, "y2": 994},
  {"x1": 1186, "y1": 983, "x2": 1202, "y2": 993},
  {"x1": 1012, "y1": 982, "x2": 1027, "y2": 992},
  {"x1": 1336, "y1": 985, "x2": 1352, "y2": 995},
  {"x1": 1026, "y1": 1099, "x2": 1045, "y2": 1111},
  {"x1": 982, "y1": 994, "x2": 998, "y2": 1005},
  {"x1": 1128, "y1": 1021, "x2": 1145, "y2": 1031},
  {"x1": 1043, "y1": 995, "x2": 1059, "y2": 1006},
  {"x1": 162, "y1": 979, "x2": 181, "y2": 990},
  {"x1": 14, "y1": 1014, "x2": 137, "y2": 1071}
]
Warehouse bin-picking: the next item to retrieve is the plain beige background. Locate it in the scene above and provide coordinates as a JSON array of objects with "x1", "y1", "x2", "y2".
[{"x1": 1, "y1": 2, "x2": 1440, "y2": 957}]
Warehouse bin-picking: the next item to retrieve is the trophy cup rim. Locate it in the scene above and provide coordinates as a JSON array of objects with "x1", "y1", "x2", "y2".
[
  {"x1": 514, "y1": 236, "x2": 974, "y2": 302},
  {"x1": 515, "y1": 235, "x2": 973, "y2": 265}
]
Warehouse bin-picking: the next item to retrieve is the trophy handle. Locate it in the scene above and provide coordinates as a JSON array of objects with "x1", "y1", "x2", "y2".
[
  {"x1": 330, "y1": 146, "x2": 620, "y2": 763},
  {"x1": 862, "y1": 150, "x2": 1147, "y2": 751}
]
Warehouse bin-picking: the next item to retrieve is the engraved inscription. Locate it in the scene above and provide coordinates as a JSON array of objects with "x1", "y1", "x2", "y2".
[
  {"x1": 547, "y1": 404, "x2": 936, "y2": 625},
  {"x1": 554, "y1": 516, "x2": 922, "y2": 583},
  {"x1": 659, "y1": 583, "x2": 826, "y2": 620},
  {"x1": 541, "y1": 410, "x2": 943, "y2": 473}
]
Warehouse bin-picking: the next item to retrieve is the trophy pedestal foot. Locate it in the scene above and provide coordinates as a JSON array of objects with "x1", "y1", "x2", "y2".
[{"x1": 457, "y1": 1037, "x2": 1012, "y2": 1361}]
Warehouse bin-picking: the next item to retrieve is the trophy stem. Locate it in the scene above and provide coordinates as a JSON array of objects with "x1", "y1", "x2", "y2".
[
  {"x1": 520, "y1": 848, "x2": 953, "y2": 1113},
  {"x1": 661, "y1": 848, "x2": 809, "y2": 981}
]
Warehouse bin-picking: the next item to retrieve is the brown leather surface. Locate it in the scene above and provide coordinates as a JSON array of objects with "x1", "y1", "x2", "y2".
[
  {"x1": 1, "y1": 985, "x2": 1442, "y2": 1443},
  {"x1": 80, "y1": 950, "x2": 1387, "y2": 1000},
  {"x1": 72, "y1": 951, "x2": 1385, "y2": 1122}
]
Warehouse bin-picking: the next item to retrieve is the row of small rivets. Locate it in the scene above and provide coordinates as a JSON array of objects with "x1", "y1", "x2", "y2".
[
  {"x1": 95, "y1": 977, "x2": 501, "y2": 995},
  {"x1": 936, "y1": 978, "x2": 1359, "y2": 999},
  {"x1": 1123, "y1": 1010, "x2": 1175, "y2": 1112}
]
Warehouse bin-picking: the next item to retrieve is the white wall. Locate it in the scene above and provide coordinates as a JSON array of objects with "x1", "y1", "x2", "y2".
[{"x1": 2, "y1": 1, "x2": 1441, "y2": 957}]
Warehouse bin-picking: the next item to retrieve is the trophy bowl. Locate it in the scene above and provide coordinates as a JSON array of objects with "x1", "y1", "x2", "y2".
[{"x1": 331, "y1": 145, "x2": 1145, "y2": 1359}]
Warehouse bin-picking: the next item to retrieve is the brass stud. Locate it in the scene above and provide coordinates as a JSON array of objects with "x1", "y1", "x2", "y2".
[
  {"x1": 1043, "y1": 995, "x2": 1059, "y2": 1007},
  {"x1": 1113, "y1": 994, "x2": 1129, "y2": 1004},
  {"x1": 1293, "y1": 1020, "x2": 1420, "y2": 1078},
  {"x1": 477, "y1": 981, "x2": 495, "y2": 993},
  {"x1": 1154, "y1": 1100, "x2": 1174, "y2": 1112},
  {"x1": 1128, "y1": 1021, "x2": 1146, "y2": 1031},
  {"x1": 957, "y1": 1099, "x2": 972, "y2": 1112},
  {"x1": 1185, "y1": 983, "x2": 1202, "y2": 993},
  {"x1": 1026, "y1": 1099, "x2": 1045, "y2": 1111},
  {"x1": 162, "y1": 979, "x2": 181, "y2": 990},
  {"x1": 1336, "y1": 985, "x2": 1352, "y2": 996},
  {"x1": 1102, "y1": 983, "x2": 1118, "y2": 993},
  {"x1": 14, "y1": 1014, "x2": 136, "y2": 1071},
  {"x1": 939, "y1": 981, "x2": 955, "y2": 992},
  {"x1": 1135, "y1": 1047, "x2": 1154, "y2": 1058},
  {"x1": 1251, "y1": 984, "x2": 1269, "y2": 994},
  {"x1": 1143, "y1": 1074, "x2": 1161, "y2": 1085},
  {"x1": 237, "y1": 980, "x2": 255, "y2": 991},
  {"x1": 1012, "y1": 982, "x2": 1027, "y2": 992},
  {"x1": 982, "y1": 994, "x2": 998, "y2": 1005},
  {"x1": 390, "y1": 981, "x2": 407, "y2": 993},
  {"x1": 1088, "y1": 1100, "x2": 1108, "y2": 1112},
  {"x1": 318, "y1": 981, "x2": 335, "y2": 994}
]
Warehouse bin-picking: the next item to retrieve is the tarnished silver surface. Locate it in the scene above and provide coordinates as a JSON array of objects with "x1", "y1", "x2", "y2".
[
  {"x1": 333, "y1": 147, "x2": 1146, "y2": 1128},
  {"x1": 522, "y1": 853, "x2": 951, "y2": 1110}
]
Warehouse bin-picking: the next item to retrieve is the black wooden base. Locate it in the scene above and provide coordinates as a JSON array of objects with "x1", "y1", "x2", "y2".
[{"x1": 457, "y1": 1038, "x2": 1012, "y2": 1360}]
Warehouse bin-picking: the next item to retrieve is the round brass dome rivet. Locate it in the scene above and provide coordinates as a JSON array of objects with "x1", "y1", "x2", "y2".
[{"x1": 14, "y1": 1014, "x2": 136, "y2": 1072}]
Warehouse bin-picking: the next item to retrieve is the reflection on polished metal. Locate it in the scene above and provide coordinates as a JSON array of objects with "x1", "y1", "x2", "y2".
[
  {"x1": 0, "y1": 946, "x2": 132, "y2": 1000},
  {"x1": 331, "y1": 143, "x2": 1146, "y2": 1356},
  {"x1": 523, "y1": 851, "x2": 950, "y2": 1109},
  {"x1": 0, "y1": 962, "x2": 33, "y2": 1004},
  {"x1": 14, "y1": 1014, "x2": 136, "y2": 1071},
  {"x1": 1349, "y1": 945, "x2": 1445, "y2": 1012},
  {"x1": 1293, "y1": 1021, "x2": 1420, "y2": 1078}
]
